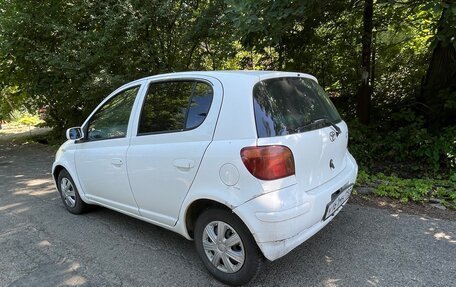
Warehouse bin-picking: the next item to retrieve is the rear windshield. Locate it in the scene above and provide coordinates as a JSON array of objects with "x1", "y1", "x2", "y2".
[{"x1": 253, "y1": 77, "x2": 341, "y2": 138}]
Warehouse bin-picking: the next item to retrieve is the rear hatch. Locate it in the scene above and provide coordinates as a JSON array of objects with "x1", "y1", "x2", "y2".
[{"x1": 253, "y1": 76, "x2": 348, "y2": 191}]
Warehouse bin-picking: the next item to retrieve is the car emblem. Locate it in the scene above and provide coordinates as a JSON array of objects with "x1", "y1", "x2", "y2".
[
  {"x1": 329, "y1": 131, "x2": 336, "y2": 142},
  {"x1": 330, "y1": 159, "x2": 335, "y2": 170}
]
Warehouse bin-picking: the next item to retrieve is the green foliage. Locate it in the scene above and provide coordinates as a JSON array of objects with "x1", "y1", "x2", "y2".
[
  {"x1": 425, "y1": 0, "x2": 456, "y2": 48},
  {"x1": 348, "y1": 109, "x2": 456, "y2": 175},
  {"x1": 0, "y1": 0, "x2": 234, "y2": 133},
  {"x1": 226, "y1": 0, "x2": 361, "y2": 94},
  {"x1": 18, "y1": 115, "x2": 42, "y2": 127},
  {"x1": 8, "y1": 110, "x2": 27, "y2": 123},
  {"x1": 356, "y1": 169, "x2": 370, "y2": 186},
  {"x1": 0, "y1": 0, "x2": 451, "y2": 134},
  {"x1": 8, "y1": 110, "x2": 42, "y2": 127},
  {"x1": 357, "y1": 171, "x2": 456, "y2": 209},
  {"x1": 0, "y1": 85, "x2": 28, "y2": 120},
  {"x1": 371, "y1": 1, "x2": 437, "y2": 110}
]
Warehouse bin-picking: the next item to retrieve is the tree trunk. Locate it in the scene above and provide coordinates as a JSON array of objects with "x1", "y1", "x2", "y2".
[
  {"x1": 356, "y1": 0, "x2": 374, "y2": 125},
  {"x1": 371, "y1": 30, "x2": 376, "y2": 90},
  {"x1": 419, "y1": 3, "x2": 456, "y2": 129}
]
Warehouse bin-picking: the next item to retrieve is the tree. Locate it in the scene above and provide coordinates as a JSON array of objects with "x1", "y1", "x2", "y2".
[
  {"x1": 356, "y1": 0, "x2": 374, "y2": 125},
  {"x1": 0, "y1": 0, "x2": 232, "y2": 133},
  {"x1": 0, "y1": 0, "x2": 452, "y2": 134},
  {"x1": 418, "y1": 0, "x2": 456, "y2": 129}
]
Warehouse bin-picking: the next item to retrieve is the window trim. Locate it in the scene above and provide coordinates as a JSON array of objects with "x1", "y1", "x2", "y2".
[
  {"x1": 136, "y1": 79, "x2": 214, "y2": 137},
  {"x1": 81, "y1": 85, "x2": 142, "y2": 143}
]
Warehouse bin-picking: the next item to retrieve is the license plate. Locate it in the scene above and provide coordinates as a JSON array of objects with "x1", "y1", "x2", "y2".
[{"x1": 323, "y1": 185, "x2": 353, "y2": 220}]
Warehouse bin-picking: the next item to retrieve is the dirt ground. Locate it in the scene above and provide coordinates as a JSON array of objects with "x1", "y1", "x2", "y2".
[{"x1": 0, "y1": 124, "x2": 52, "y2": 142}]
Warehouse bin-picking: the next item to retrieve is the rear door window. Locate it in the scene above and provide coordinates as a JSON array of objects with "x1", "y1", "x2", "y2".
[
  {"x1": 253, "y1": 77, "x2": 341, "y2": 138},
  {"x1": 137, "y1": 81, "x2": 213, "y2": 135}
]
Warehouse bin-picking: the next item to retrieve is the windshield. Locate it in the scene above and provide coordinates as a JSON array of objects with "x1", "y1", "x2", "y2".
[{"x1": 253, "y1": 77, "x2": 341, "y2": 138}]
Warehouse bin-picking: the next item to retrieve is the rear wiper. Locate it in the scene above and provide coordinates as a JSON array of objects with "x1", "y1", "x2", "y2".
[{"x1": 294, "y1": 117, "x2": 341, "y2": 136}]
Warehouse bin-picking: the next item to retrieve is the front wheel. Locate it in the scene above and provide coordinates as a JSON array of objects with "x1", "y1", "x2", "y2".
[
  {"x1": 194, "y1": 208, "x2": 263, "y2": 286},
  {"x1": 57, "y1": 169, "x2": 89, "y2": 214}
]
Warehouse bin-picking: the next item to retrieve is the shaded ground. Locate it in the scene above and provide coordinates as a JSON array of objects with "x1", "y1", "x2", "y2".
[{"x1": 0, "y1": 141, "x2": 455, "y2": 286}]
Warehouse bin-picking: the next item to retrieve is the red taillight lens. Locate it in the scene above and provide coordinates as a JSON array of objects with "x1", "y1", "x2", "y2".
[{"x1": 240, "y1": 145, "x2": 295, "y2": 180}]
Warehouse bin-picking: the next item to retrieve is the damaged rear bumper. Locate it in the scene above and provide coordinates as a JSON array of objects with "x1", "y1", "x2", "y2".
[{"x1": 233, "y1": 152, "x2": 358, "y2": 261}]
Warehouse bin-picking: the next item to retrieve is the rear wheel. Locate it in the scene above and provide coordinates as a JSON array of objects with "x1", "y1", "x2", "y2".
[
  {"x1": 57, "y1": 169, "x2": 88, "y2": 214},
  {"x1": 194, "y1": 208, "x2": 263, "y2": 285}
]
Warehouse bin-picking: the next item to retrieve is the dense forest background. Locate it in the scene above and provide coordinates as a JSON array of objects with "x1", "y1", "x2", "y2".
[{"x1": 0, "y1": 0, "x2": 455, "y2": 203}]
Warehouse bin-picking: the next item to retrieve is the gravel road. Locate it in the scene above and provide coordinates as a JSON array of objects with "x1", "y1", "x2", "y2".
[{"x1": 0, "y1": 141, "x2": 455, "y2": 286}]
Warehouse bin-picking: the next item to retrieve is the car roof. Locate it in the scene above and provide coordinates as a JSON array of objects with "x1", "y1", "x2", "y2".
[{"x1": 130, "y1": 70, "x2": 318, "y2": 85}]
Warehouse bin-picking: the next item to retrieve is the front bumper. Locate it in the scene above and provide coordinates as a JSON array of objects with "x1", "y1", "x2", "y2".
[{"x1": 233, "y1": 152, "x2": 358, "y2": 261}]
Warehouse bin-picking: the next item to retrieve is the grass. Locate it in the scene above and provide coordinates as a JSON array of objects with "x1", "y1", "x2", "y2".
[{"x1": 355, "y1": 169, "x2": 456, "y2": 210}]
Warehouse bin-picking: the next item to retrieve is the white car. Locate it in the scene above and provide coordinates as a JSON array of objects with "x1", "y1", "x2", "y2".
[{"x1": 53, "y1": 71, "x2": 358, "y2": 285}]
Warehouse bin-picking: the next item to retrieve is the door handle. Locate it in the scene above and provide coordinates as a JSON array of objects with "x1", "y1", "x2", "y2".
[
  {"x1": 173, "y1": 159, "x2": 195, "y2": 169},
  {"x1": 111, "y1": 158, "x2": 123, "y2": 167}
]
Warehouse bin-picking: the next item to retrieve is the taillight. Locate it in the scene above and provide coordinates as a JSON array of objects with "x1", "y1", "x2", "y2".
[{"x1": 240, "y1": 145, "x2": 295, "y2": 180}]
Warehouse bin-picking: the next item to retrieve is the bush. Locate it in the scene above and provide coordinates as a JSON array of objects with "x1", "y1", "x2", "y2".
[
  {"x1": 8, "y1": 109, "x2": 43, "y2": 128},
  {"x1": 8, "y1": 110, "x2": 27, "y2": 123},
  {"x1": 348, "y1": 109, "x2": 456, "y2": 176}
]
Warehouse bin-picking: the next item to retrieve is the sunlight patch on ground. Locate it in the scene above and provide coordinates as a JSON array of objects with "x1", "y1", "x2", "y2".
[
  {"x1": 26, "y1": 179, "x2": 51, "y2": 186},
  {"x1": 61, "y1": 262, "x2": 88, "y2": 286},
  {"x1": 66, "y1": 262, "x2": 81, "y2": 271},
  {"x1": 62, "y1": 275, "x2": 87, "y2": 286},
  {"x1": 12, "y1": 178, "x2": 55, "y2": 197},
  {"x1": 325, "y1": 255, "x2": 333, "y2": 264},
  {"x1": 14, "y1": 188, "x2": 55, "y2": 197},
  {"x1": 0, "y1": 126, "x2": 52, "y2": 141},
  {"x1": 367, "y1": 276, "x2": 380, "y2": 286},
  {"x1": 10, "y1": 206, "x2": 30, "y2": 214},
  {"x1": 323, "y1": 278, "x2": 341, "y2": 287},
  {"x1": 433, "y1": 232, "x2": 456, "y2": 244},
  {"x1": 38, "y1": 240, "x2": 51, "y2": 247},
  {"x1": 0, "y1": 125, "x2": 35, "y2": 135},
  {"x1": 0, "y1": 202, "x2": 24, "y2": 211}
]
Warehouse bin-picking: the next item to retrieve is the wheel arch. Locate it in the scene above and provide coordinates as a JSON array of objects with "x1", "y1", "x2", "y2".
[
  {"x1": 52, "y1": 164, "x2": 66, "y2": 183},
  {"x1": 52, "y1": 162, "x2": 89, "y2": 203},
  {"x1": 184, "y1": 199, "x2": 233, "y2": 239}
]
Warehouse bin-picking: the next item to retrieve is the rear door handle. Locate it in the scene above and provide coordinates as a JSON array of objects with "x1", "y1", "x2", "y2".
[
  {"x1": 173, "y1": 159, "x2": 195, "y2": 170},
  {"x1": 111, "y1": 158, "x2": 123, "y2": 167}
]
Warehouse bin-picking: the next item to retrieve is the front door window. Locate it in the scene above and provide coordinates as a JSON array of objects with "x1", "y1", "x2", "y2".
[{"x1": 87, "y1": 86, "x2": 140, "y2": 141}]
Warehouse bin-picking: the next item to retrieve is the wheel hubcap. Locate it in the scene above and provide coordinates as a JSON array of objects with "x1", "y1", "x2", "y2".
[
  {"x1": 202, "y1": 221, "x2": 245, "y2": 273},
  {"x1": 60, "y1": 177, "x2": 76, "y2": 208}
]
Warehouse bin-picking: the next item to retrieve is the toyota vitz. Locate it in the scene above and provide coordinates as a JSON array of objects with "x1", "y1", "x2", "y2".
[{"x1": 53, "y1": 71, "x2": 358, "y2": 285}]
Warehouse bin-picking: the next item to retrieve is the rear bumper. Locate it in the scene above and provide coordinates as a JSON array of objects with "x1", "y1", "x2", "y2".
[{"x1": 233, "y1": 152, "x2": 358, "y2": 261}]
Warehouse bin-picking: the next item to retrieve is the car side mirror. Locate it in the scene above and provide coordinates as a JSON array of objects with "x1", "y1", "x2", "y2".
[{"x1": 66, "y1": 127, "x2": 84, "y2": 140}]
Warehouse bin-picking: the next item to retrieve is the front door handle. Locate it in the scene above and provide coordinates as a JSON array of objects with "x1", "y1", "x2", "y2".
[
  {"x1": 111, "y1": 158, "x2": 123, "y2": 167},
  {"x1": 173, "y1": 159, "x2": 195, "y2": 170}
]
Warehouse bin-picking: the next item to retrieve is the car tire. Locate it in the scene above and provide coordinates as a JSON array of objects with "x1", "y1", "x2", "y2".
[
  {"x1": 194, "y1": 207, "x2": 263, "y2": 286},
  {"x1": 57, "y1": 169, "x2": 89, "y2": 214}
]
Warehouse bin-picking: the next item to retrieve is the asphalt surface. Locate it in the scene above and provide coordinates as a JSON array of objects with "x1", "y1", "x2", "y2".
[{"x1": 0, "y1": 141, "x2": 455, "y2": 287}]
